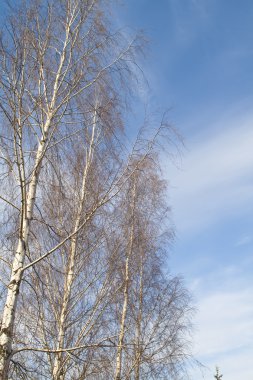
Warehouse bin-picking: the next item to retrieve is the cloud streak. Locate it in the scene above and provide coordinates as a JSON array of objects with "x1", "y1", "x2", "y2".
[
  {"x1": 166, "y1": 110, "x2": 253, "y2": 235},
  {"x1": 189, "y1": 264, "x2": 253, "y2": 380},
  {"x1": 165, "y1": 109, "x2": 253, "y2": 379}
]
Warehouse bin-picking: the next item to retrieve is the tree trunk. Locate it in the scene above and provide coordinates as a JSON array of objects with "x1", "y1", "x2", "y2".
[
  {"x1": 114, "y1": 256, "x2": 129, "y2": 380},
  {"x1": 52, "y1": 113, "x2": 97, "y2": 380},
  {"x1": 114, "y1": 178, "x2": 136, "y2": 380},
  {"x1": 134, "y1": 255, "x2": 143, "y2": 380},
  {"x1": 0, "y1": 120, "x2": 50, "y2": 378}
]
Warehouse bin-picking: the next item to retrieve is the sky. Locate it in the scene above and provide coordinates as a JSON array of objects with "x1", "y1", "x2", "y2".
[
  {"x1": 118, "y1": 1, "x2": 253, "y2": 379},
  {"x1": 0, "y1": 1, "x2": 252, "y2": 378}
]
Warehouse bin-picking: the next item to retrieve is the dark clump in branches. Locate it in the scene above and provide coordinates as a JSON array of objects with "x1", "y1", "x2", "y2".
[{"x1": 0, "y1": 1, "x2": 193, "y2": 379}]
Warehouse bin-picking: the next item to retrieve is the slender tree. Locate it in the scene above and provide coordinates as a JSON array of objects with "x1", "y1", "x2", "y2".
[
  {"x1": 214, "y1": 366, "x2": 223, "y2": 380},
  {"x1": 109, "y1": 154, "x2": 192, "y2": 380},
  {"x1": 0, "y1": 0, "x2": 139, "y2": 376},
  {"x1": 114, "y1": 173, "x2": 137, "y2": 380},
  {"x1": 0, "y1": 1, "x2": 193, "y2": 379}
]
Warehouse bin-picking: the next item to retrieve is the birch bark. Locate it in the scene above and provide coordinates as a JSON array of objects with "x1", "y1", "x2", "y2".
[
  {"x1": 114, "y1": 178, "x2": 136, "y2": 380},
  {"x1": 134, "y1": 254, "x2": 143, "y2": 380},
  {"x1": 52, "y1": 110, "x2": 97, "y2": 380},
  {"x1": 0, "y1": 118, "x2": 51, "y2": 378},
  {"x1": 0, "y1": 8, "x2": 73, "y2": 375}
]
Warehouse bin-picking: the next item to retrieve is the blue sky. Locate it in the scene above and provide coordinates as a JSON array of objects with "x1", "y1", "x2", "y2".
[
  {"x1": 0, "y1": 1, "x2": 252, "y2": 378},
  {"x1": 118, "y1": 1, "x2": 253, "y2": 379}
]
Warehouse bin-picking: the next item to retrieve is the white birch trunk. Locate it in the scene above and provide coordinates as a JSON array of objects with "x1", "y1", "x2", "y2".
[
  {"x1": 114, "y1": 256, "x2": 130, "y2": 380},
  {"x1": 0, "y1": 20, "x2": 70, "y2": 376},
  {"x1": 52, "y1": 112, "x2": 97, "y2": 380},
  {"x1": 114, "y1": 179, "x2": 136, "y2": 380},
  {"x1": 0, "y1": 120, "x2": 50, "y2": 379},
  {"x1": 134, "y1": 256, "x2": 143, "y2": 380}
]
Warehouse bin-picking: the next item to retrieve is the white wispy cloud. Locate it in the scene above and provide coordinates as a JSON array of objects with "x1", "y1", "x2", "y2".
[
  {"x1": 195, "y1": 289, "x2": 253, "y2": 356},
  {"x1": 236, "y1": 235, "x2": 252, "y2": 247},
  {"x1": 164, "y1": 109, "x2": 253, "y2": 379},
  {"x1": 165, "y1": 110, "x2": 253, "y2": 235},
  {"x1": 189, "y1": 264, "x2": 253, "y2": 380},
  {"x1": 168, "y1": 0, "x2": 209, "y2": 40}
]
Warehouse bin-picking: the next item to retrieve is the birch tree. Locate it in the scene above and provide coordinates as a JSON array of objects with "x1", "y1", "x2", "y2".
[
  {"x1": 0, "y1": 1, "x2": 194, "y2": 379},
  {"x1": 127, "y1": 158, "x2": 192, "y2": 380},
  {"x1": 114, "y1": 173, "x2": 137, "y2": 380},
  {"x1": 109, "y1": 154, "x2": 192, "y2": 380},
  {"x1": 0, "y1": 0, "x2": 139, "y2": 377}
]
